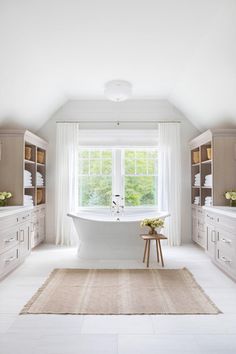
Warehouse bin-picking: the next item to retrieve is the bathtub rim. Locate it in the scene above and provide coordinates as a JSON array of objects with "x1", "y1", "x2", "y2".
[{"x1": 67, "y1": 210, "x2": 170, "y2": 223}]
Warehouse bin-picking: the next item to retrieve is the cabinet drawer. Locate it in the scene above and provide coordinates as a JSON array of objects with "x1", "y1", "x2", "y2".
[
  {"x1": 32, "y1": 231, "x2": 40, "y2": 248},
  {"x1": 197, "y1": 208, "x2": 204, "y2": 216},
  {"x1": 18, "y1": 212, "x2": 31, "y2": 224},
  {"x1": 205, "y1": 212, "x2": 218, "y2": 225},
  {"x1": 192, "y1": 207, "x2": 198, "y2": 218},
  {"x1": 218, "y1": 229, "x2": 235, "y2": 247},
  {"x1": 33, "y1": 205, "x2": 46, "y2": 216},
  {"x1": 198, "y1": 217, "x2": 205, "y2": 232},
  {"x1": 0, "y1": 228, "x2": 19, "y2": 254},
  {"x1": 217, "y1": 229, "x2": 235, "y2": 259},
  {"x1": 217, "y1": 215, "x2": 236, "y2": 234},
  {"x1": 197, "y1": 230, "x2": 206, "y2": 248},
  {"x1": 216, "y1": 247, "x2": 236, "y2": 275},
  {"x1": 0, "y1": 215, "x2": 20, "y2": 232},
  {"x1": 0, "y1": 246, "x2": 20, "y2": 278}
]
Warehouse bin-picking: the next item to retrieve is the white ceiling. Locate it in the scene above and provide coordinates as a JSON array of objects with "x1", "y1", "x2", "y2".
[{"x1": 0, "y1": 0, "x2": 235, "y2": 131}]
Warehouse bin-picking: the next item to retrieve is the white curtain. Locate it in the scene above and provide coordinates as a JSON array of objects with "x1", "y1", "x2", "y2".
[
  {"x1": 158, "y1": 123, "x2": 181, "y2": 246},
  {"x1": 55, "y1": 122, "x2": 79, "y2": 246}
]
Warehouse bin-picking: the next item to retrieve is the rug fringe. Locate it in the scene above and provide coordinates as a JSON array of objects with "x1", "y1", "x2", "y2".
[{"x1": 20, "y1": 269, "x2": 59, "y2": 315}]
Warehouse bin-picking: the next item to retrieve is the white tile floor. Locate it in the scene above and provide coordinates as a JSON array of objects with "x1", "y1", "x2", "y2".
[{"x1": 0, "y1": 243, "x2": 236, "y2": 353}]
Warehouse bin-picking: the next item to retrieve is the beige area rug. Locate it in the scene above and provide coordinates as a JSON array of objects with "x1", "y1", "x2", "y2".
[{"x1": 21, "y1": 268, "x2": 220, "y2": 315}]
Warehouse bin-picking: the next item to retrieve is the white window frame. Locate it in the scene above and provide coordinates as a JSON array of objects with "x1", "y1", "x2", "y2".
[
  {"x1": 121, "y1": 147, "x2": 158, "y2": 208},
  {"x1": 78, "y1": 147, "x2": 113, "y2": 208},
  {"x1": 78, "y1": 146, "x2": 158, "y2": 209}
]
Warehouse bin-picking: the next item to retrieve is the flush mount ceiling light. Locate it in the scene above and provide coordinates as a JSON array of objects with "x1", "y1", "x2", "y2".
[{"x1": 104, "y1": 80, "x2": 132, "y2": 102}]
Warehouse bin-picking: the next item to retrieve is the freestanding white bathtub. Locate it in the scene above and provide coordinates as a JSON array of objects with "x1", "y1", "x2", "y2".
[{"x1": 68, "y1": 209, "x2": 169, "y2": 259}]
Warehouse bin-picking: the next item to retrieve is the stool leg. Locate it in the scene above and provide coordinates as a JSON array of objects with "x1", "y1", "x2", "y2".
[
  {"x1": 147, "y1": 240, "x2": 151, "y2": 267},
  {"x1": 158, "y1": 240, "x2": 164, "y2": 267},
  {"x1": 143, "y1": 240, "x2": 148, "y2": 263},
  {"x1": 155, "y1": 240, "x2": 159, "y2": 263}
]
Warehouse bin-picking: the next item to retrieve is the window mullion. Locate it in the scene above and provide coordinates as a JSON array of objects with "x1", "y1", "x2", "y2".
[{"x1": 113, "y1": 148, "x2": 122, "y2": 197}]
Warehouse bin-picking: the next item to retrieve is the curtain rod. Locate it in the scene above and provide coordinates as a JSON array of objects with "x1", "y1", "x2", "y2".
[{"x1": 56, "y1": 120, "x2": 181, "y2": 124}]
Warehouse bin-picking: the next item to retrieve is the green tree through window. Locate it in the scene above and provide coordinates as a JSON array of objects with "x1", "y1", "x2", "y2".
[
  {"x1": 78, "y1": 148, "x2": 158, "y2": 207},
  {"x1": 79, "y1": 149, "x2": 112, "y2": 206},
  {"x1": 124, "y1": 150, "x2": 158, "y2": 206}
]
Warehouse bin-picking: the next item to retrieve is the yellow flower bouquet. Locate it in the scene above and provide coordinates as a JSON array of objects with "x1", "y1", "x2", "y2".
[
  {"x1": 140, "y1": 217, "x2": 164, "y2": 235},
  {"x1": 225, "y1": 191, "x2": 236, "y2": 207},
  {"x1": 0, "y1": 192, "x2": 12, "y2": 206}
]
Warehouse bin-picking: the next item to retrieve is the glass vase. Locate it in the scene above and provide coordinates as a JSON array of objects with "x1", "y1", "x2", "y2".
[
  {"x1": 148, "y1": 227, "x2": 157, "y2": 235},
  {"x1": 0, "y1": 199, "x2": 7, "y2": 207},
  {"x1": 229, "y1": 200, "x2": 236, "y2": 207}
]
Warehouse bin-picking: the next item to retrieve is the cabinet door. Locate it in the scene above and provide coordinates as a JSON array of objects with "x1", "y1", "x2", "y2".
[
  {"x1": 31, "y1": 211, "x2": 45, "y2": 248},
  {"x1": 192, "y1": 217, "x2": 198, "y2": 243},
  {"x1": 19, "y1": 222, "x2": 31, "y2": 259},
  {"x1": 38, "y1": 213, "x2": 45, "y2": 242},
  {"x1": 206, "y1": 223, "x2": 217, "y2": 259},
  {"x1": 30, "y1": 220, "x2": 37, "y2": 249}
]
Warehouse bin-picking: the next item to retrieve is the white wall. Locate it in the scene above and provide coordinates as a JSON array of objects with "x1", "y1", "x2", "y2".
[{"x1": 37, "y1": 99, "x2": 199, "y2": 244}]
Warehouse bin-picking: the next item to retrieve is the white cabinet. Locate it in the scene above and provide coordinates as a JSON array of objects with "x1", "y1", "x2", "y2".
[
  {"x1": 206, "y1": 223, "x2": 217, "y2": 259},
  {"x1": 192, "y1": 206, "x2": 206, "y2": 248},
  {"x1": 31, "y1": 205, "x2": 46, "y2": 248},
  {"x1": 19, "y1": 221, "x2": 31, "y2": 259},
  {"x1": 204, "y1": 208, "x2": 236, "y2": 281},
  {"x1": 0, "y1": 245, "x2": 20, "y2": 278},
  {"x1": 190, "y1": 129, "x2": 236, "y2": 253},
  {"x1": 216, "y1": 227, "x2": 236, "y2": 278},
  {"x1": 0, "y1": 208, "x2": 34, "y2": 279}
]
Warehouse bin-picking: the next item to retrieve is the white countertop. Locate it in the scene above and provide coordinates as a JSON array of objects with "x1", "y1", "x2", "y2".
[
  {"x1": 0, "y1": 206, "x2": 33, "y2": 218},
  {"x1": 203, "y1": 206, "x2": 236, "y2": 218}
]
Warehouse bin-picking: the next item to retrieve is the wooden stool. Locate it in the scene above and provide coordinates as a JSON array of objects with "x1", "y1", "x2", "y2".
[{"x1": 140, "y1": 234, "x2": 167, "y2": 268}]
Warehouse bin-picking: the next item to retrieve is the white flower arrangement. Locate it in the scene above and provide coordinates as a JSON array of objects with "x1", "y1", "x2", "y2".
[
  {"x1": 140, "y1": 218, "x2": 164, "y2": 229},
  {"x1": 225, "y1": 191, "x2": 236, "y2": 201},
  {"x1": 0, "y1": 191, "x2": 12, "y2": 206}
]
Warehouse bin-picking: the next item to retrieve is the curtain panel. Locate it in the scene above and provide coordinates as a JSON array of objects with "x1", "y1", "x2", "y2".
[
  {"x1": 55, "y1": 123, "x2": 79, "y2": 245},
  {"x1": 158, "y1": 123, "x2": 181, "y2": 246}
]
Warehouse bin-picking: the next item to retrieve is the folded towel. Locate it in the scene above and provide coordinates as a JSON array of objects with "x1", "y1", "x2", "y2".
[
  {"x1": 24, "y1": 194, "x2": 33, "y2": 199},
  {"x1": 24, "y1": 194, "x2": 34, "y2": 206},
  {"x1": 204, "y1": 195, "x2": 212, "y2": 206}
]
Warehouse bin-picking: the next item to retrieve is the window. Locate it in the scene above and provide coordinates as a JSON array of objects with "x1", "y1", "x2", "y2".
[
  {"x1": 79, "y1": 149, "x2": 112, "y2": 207},
  {"x1": 78, "y1": 148, "x2": 158, "y2": 207},
  {"x1": 124, "y1": 149, "x2": 158, "y2": 206}
]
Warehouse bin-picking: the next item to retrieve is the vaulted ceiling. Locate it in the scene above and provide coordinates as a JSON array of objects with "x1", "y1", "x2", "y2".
[{"x1": 0, "y1": 0, "x2": 235, "y2": 131}]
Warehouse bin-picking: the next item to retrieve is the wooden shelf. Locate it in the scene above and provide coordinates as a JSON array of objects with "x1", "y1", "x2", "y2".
[
  {"x1": 24, "y1": 159, "x2": 35, "y2": 164},
  {"x1": 201, "y1": 159, "x2": 212, "y2": 164},
  {"x1": 24, "y1": 186, "x2": 35, "y2": 189},
  {"x1": 201, "y1": 186, "x2": 212, "y2": 189},
  {"x1": 192, "y1": 163, "x2": 200, "y2": 167},
  {"x1": 36, "y1": 186, "x2": 45, "y2": 188},
  {"x1": 192, "y1": 186, "x2": 200, "y2": 188},
  {"x1": 37, "y1": 162, "x2": 45, "y2": 167}
]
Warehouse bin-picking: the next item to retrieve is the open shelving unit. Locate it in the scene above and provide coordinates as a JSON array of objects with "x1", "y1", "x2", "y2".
[
  {"x1": 0, "y1": 129, "x2": 48, "y2": 249},
  {"x1": 0, "y1": 130, "x2": 47, "y2": 207},
  {"x1": 189, "y1": 128, "x2": 236, "y2": 248},
  {"x1": 24, "y1": 142, "x2": 46, "y2": 206},
  {"x1": 191, "y1": 141, "x2": 212, "y2": 207},
  {"x1": 190, "y1": 128, "x2": 236, "y2": 207}
]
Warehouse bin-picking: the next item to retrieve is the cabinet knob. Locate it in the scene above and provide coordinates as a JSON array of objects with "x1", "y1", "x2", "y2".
[
  {"x1": 5, "y1": 256, "x2": 16, "y2": 264},
  {"x1": 22, "y1": 214, "x2": 30, "y2": 219},
  {"x1": 221, "y1": 238, "x2": 231, "y2": 244},
  {"x1": 4, "y1": 237, "x2": 15, "y2": 243},
  {"x1": 220, "y1": 256, "x2": 231, "y2": 263}
]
